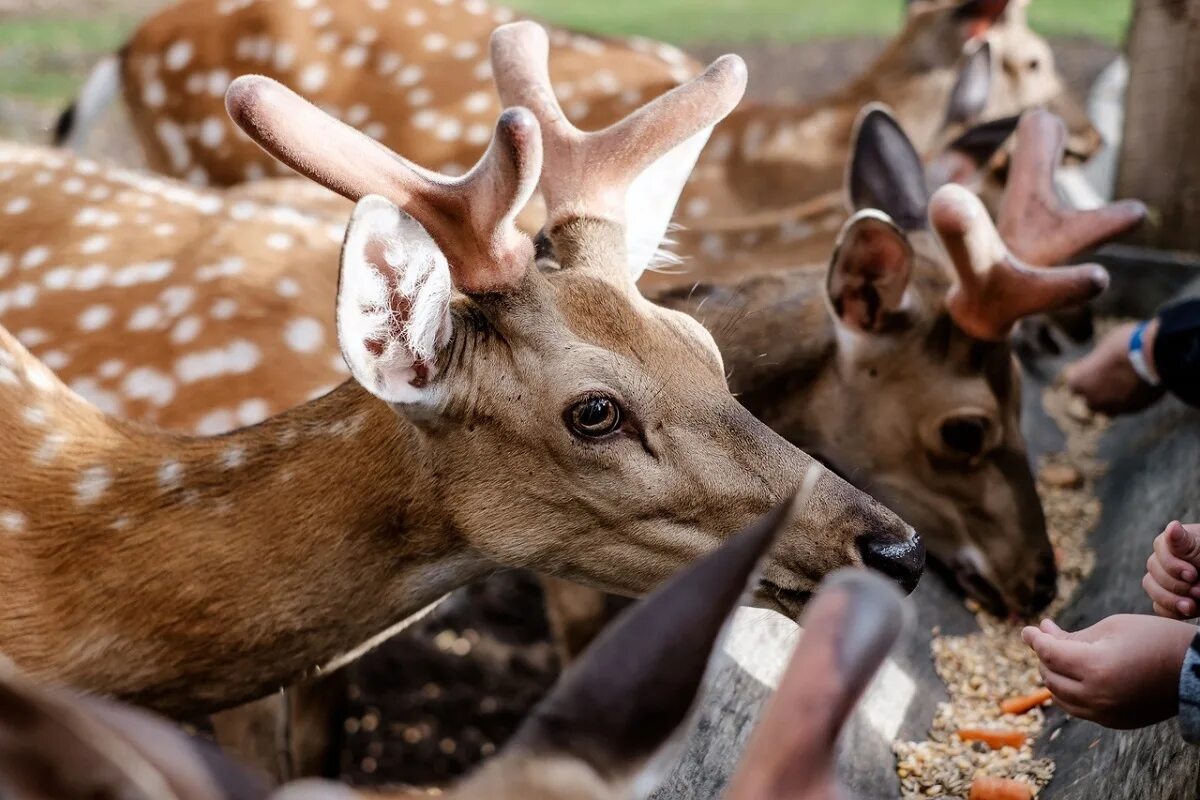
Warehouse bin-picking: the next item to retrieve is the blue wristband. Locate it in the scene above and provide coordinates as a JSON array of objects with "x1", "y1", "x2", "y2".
[{"x1": 1129, "y1": 320, "x2": 1160, "y2": 386}]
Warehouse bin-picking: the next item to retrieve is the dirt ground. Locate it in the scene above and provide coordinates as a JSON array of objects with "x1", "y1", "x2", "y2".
[{"x1": 0, "y1": 11, "x2": 1120, "y2": 790}]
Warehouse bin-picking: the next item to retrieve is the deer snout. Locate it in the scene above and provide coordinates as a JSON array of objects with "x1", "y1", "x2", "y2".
[{"x1": 856, "y1": 526, "x2": 924, "y2": 594}]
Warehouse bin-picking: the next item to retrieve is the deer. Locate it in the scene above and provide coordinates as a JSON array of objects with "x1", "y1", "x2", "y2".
[
  {"x1": 55, "y1": 0, "x2": 1096, "y2": 222},
  {"x1": 0, "y1": 22, "x2": 924, "y2": 725},
  {"x1": 638, "y1": 38, "x2": 1023, "y2": 295},
  {"x1": 680, "y1": 0, "x2": 1102, "y2": 219},
  {"x1": 54, "y1": 0, "x2": 702, "y2": 185},
  {"x1": 0, "y1": 492, "x2": 913, "y2": 800}
]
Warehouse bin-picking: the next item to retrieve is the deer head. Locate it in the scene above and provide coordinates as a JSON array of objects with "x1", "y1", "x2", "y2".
[
  {"x1": 810, "y1": 105, "x2": 1140, "y2": 614},
  {"x1": 222, "y1": 25, "x2": 922, "y2": 611},
  {"x1": 0, "y1": 503, "x2": 909, "y2": 800},
  {"x1": 899, "y1": 0, "x2": 1100, "y2": 161}
]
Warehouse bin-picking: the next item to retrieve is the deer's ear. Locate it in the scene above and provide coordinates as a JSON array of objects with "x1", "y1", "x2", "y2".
[
  {"x1": 847, "y1": 105, "x2": 929, "y2": 231},
  {"x1": 0, "y1": 663, "x2": 268, "y2": 800},
  {"x1": 508, "y1": 500, "x2": 793, "y2": 788},
  {"x1": 625, "y1": 128, "x2": 712, "y2": 280},
  {"x1": 944, "y1": 40, "x2": 992, "y2": 128},
  {"x1": 926, "y1": 113, "x2": 1020, "y2": 189},
  {"x1": 337, "y1": 194, "x2": 454, "y2": 405},
  {"x1": 827, "y1": 211, "x2": 914, "y2": 333}
]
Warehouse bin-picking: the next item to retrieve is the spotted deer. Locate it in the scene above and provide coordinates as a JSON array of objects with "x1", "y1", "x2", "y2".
[
  {"x1": 58, "y1": 0, "x2": 1094, "y2": 223},
  {"x1": 0, "y1": 495, "x2": 911, "y2": 800},
  {"x1": 0, "y1": 28, "x2": 923, "y2": 723},
  {"x1": 55, "y1": 0, "x2": 701, "y2": 185}
]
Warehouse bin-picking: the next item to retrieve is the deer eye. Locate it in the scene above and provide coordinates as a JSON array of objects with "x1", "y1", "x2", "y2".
[
  {"x1": 1027, "y1": 58, "x2": 1041, "y2": 71},
  {"x1": 566, "y1": 396, "x2": 622, "y2": 438},
  {"x1": 939, "y1": 416, "x2": 990, "y2": 459}
]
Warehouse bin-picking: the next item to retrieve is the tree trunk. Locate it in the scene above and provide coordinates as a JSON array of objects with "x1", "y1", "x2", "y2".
[{"x1": 1117, "y1": 0, "x2": 1200, "y2": 253}]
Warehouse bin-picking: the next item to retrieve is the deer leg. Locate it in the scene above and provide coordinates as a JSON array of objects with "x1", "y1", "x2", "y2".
[{"x1": 540, "y1": 576, "x2": 634, "y2": 665}]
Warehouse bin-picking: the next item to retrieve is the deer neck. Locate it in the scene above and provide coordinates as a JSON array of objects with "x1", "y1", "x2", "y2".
[{"x1": 0, "y1": 374, "x2": 490, "y2": 718}]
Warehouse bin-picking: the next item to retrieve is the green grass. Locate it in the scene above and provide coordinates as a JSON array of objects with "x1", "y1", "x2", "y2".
[
  {"x1": 0, "y1": 14, "x2": 137, "y2": 100},
  {"x1": 506, "y1": 0, "x2": 1132, "y2": 45}
]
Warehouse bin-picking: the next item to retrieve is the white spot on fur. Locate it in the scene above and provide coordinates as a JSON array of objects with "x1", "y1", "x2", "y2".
[
  {"x1": 4, "y1": 196, "x2": 30, "y2": 214},
  {"x1": 40, "y1": 351, "x2": 68, "y2": 371},
  {"x1": 75, "y1": 466, "x2": 112, "y2": 505},
  {"x1": 80, "y1": 234, "x2": 109, "y2": 254},
  {"x1": 423, "y1": 32, "x2": 447, "y2": 52},
  {"x1": 285, "y1": 317, "x2": 324, "y2": 353},
  {"x1": 16, "y1": 328, "x2": 49, "y2": 347},
  {"x1": 123, "y1": 367, "x2": 176, "y2": 407},
  {"x1": 299, "y1": 64, "x2": 328, "y2": 93},
  {"x1": 20, "y1": 246, "x2": 48, "y2": 269},
  {"x1": 363, "y1": 122, "x2": 386, "y2": 140},
  {"x1": 346, "y1": 103, "x2": 370, "y2": 125},
  {"x1": 276, "y1": 277, "x2": 301, "y2": 297},
  {"x1": 237, "y1": 398, "x2": 270, "y2": 426},
  {"x1": 404, "y1": 7, "x2": 426, "y2": 25},
  {"x1": 465, "y1": 124, "x2": 491, "y2": 146},
  {"x1": 434, "y1": 118, "x2": 462, "y2": 142},
  {"x1": 199, "y1": 117, "x2": 225, "y2": 149},
  {"x1": 267, "y1": 232, "x2": 294, "y2": 250},
  {"x1": 342, "y1": 45, "x2": 367, "y2": 68},
  {"x1": 175, "y1": 340, "x2": 262, "y2": 383},
  {"x1": 23, "y1": 406, "x2": 46, "y2": 426},
  {"x1": 160, "y1": 285, "x2": 195, "y2": 317},
  {"x1": 195, "y1": 409, "x2": 235, "y2": 435},
  {"x1": 158, "y1": 459, "x2": 184, "y2": 490},
  {"x1": 0, "y1": 511, "x2": 26, "y2": 533},
  {"x1": 78, "y1": 304, "x2": 114, "y2": 331},
  {"x1": 97, "y1": 359, "x2": 124, "y2": 379},
  {"x1": 452, "y1": 41, "x2": 479, "y2": 60},
  {"x1": 377, "y1": 51, "x2": 402, "y2": 75},
  {"x1": 111, "y1": 260, "x2": 173, "y2": 287},
  {"x1": 171, "y1": 315, "x2": 203, "y2": 344},
  {"x1": 127, "y1": 304, "x2": 164, "y2": 331},
  {"x1": 210, "y1": 298, "x2": 238, "y2": 319},
  {"x1": 463, "y1": 91, "x2": 491, "y2": 114},
  {"x1": 208, "y1": 69, "x2": 231, "y2": 97},
  {"x1": 222, "y1": 445, "x2": 246, "y2": 469},
  {"x1": 274, "y1": 42, "x2": 296, "y2": 70},
  {"x1": 165, "y1": 40, "x2": 194, "y2": 70},
  {"x1": 156, "y1": 120, "x2": 191, "y2": 172},
  {"x1": 143, "y1": 80, "x2": 166, "y2": 107},
  {"x1": 396, "y1": 65, "x2": 423, "y2": 87}
]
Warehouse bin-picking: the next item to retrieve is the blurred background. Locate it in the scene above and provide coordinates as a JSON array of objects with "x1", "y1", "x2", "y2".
[{"x1": 0, "y1": 0, "x2": 1131, "y2": 142}]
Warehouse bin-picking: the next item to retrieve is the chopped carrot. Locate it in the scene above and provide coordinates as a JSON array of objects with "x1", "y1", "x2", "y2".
[
  {"x1": 969, "y1": 776, "x2": 1033, "y2": 800},
  {"x1": 1000, "y1": 687, "x2": 1053, "y2": 715},
  {"x1": 956, "y1": 728, "x2": 1028, "y2": 750}
]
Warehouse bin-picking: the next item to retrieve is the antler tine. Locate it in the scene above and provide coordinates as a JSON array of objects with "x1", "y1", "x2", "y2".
[
  {"x1": 997, "y1": 109, "x2": 1146, "y2": 267},
  {"x1": 489, "y1": 21, "x2": 747, "y2": 228},
  {"x1": 225, "y1": 75, "x2": 542, "y2": 293},
  {"x1": 932, "y1": 184, "x2": 1109, "y2": 341}
]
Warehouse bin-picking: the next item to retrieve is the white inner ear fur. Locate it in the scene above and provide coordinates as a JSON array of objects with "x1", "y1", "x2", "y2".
[
  {"x1": 337, "y1": 194, "x2": 452, "y2": 405},
  {"x1": 624, "y1": 127, "x2": 713, "y2": 282}
]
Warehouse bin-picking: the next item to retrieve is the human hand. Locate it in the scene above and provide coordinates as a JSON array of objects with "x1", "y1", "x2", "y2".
[
  {"x1": 1021, "y1": 614, "x2": 1196, "y2": 729},
  {"x1": 1063, "y1": 320, "x2": 1165, "y2": 416},
  {"x1": 1144, "y1": 521, "x2": 1200, "y2": 618}
]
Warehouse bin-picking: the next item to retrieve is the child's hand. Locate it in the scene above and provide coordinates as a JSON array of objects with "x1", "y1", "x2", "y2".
[
  {"x1": 1021, "y1": 615, "x2": 1195, "y2": 729},
  {"x1": 1145, "y1": 521, "x2": 1200, "y2": 619}
]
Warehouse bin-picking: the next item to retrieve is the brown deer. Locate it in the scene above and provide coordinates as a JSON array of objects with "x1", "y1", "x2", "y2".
[
  {"x1": 0, "y1": 495, "x2": 911, "y2": 800},
  {"x1": 534, "y1": 101, "x2": 1144, "y2": 657},
  {"x1": 681, "y1": 0, "x2": 1101, "y2": 219},
  {"x1": 0, "y1": 30, "x2": 922, "y2": 723},
  {"x1": 639, "y1": 39, "x2": 1021, "y2": 295}
]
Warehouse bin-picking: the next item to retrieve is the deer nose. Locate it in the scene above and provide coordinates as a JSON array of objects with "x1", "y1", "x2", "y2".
[{"x1": 857, "y1": 528, "x2": 924, "y2": 594}]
